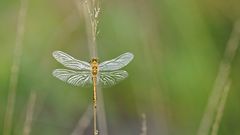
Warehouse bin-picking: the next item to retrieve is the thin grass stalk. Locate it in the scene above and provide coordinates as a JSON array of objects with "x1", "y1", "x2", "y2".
[
  {"x1": 81, "y1": 5, "x2": 98, "y2": 133},
  {"x1": 197, "y1": 20, "x2": 240, "y2": 135},
  {"x1": 3, "y1": 0, "x2": 28, "y2": 134},
  {"x1": 140, "y1": 113, "x2": 147, "y2": 135},
  {"x1": 211, "y1": 80, "x2": 231, "y2": 135},
  {"x1": 23, "y1": 91, "x2": 37, "y2": 135},
  {"x1": 74, "y1": 0, "x2": 107, "y2": 135},
  {"x1": 75, "y1": 0, "x2": 99, "y2": 57},
  {"x1": 96, "y1": 85, "x2": 108, "y2": 135},
  {"x1": 83, "y1": 1, "x2": 97, "y2": 58}
]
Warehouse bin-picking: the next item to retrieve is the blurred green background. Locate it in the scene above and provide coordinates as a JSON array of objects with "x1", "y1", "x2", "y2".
[{"x1": 1, "y1": 0, "x2": 240, "y2": 135}]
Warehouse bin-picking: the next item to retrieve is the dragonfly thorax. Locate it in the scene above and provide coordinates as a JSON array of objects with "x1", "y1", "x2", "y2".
[{"x1": 90, "y1": 58, "x2": 99, "y2": 76}]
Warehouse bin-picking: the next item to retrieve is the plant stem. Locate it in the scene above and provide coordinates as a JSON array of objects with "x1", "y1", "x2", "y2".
[
  {"x1": 23, "y1": 91, "x2": 37, "y2": 135},
  {"x1": 197, "y1": 20, "x2": 240, "y2": 135},
  {"x1": 74, "y1": 0, "x2": 105, "y2": 134},
  {"x1": 211, "y1": 81, "x2": 231, "y2": 135},
  {"x1": 140, "y1": 113, "x2": 147, "y2": 135},
  {"x1": 3, "y1": 0, "x2": 28, "y2": 134}
]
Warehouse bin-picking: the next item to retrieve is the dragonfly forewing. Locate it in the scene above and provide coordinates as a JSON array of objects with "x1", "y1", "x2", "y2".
[{"x1": 53, "y1": 51, "x2": 91, "y2": 71}]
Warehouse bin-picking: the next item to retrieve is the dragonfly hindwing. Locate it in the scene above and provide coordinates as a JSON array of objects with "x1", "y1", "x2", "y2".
[
  {"x1": 53, "y1": 69, "x2": 92, "y2": 86},
  {"x1": 99, "y1": 52, "x2": 134, "y2": 71},
  {"x1": 99, "y1": 70, "x2": 128, "y2": 86},
  {"x1": 53, "y1": 51, "x2": 91, "y2": 70}
]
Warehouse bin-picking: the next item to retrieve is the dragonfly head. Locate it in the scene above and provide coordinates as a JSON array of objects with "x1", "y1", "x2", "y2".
[{"x1": 90, "y1": 58, "x2": 99, "y2": 64}]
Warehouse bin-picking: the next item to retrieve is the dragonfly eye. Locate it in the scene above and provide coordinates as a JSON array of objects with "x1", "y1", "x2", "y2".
[{"x1": 90, "y1": 58, "x2": 99, "y2": 63}]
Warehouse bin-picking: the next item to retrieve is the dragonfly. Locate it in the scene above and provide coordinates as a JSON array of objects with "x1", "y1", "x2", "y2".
[
  {"x1": 52, "y1": 50, "x2": 133, "y2": 135},
  {"x1": 52, "y1": 51, "x2": 134, "y2": 87}
]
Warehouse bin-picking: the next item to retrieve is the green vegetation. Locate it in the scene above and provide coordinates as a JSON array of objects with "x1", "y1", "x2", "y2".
[{"x1": 1, "y1": 0, "x2": 240, "y2": 135}]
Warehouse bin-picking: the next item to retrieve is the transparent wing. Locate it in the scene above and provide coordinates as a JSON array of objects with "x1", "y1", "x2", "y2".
[
  {"x1": 99, "y1": 70, "x2": 128, "y2": 86},
  {"x1": 99, "y1": 52, "x2": 134, "y2": 71},
  {"x1": 53, "y1": 51, "x2": 91, "y2": 70},
  {"x1": 52, "y1": 69, "x2": 92, "y2": 87}
]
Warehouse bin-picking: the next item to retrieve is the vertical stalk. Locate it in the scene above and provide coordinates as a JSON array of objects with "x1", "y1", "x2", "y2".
[
  {"x1": 210, "y1": 81, "x2": 231, "y2": 135},
  {"x1": 23, "y1": 91, "x2": 37, "y2": 135},
  {"x1": 82, "y1": 1, "x2": 98, "y2": 58},
  {"x1": 197, "y1": 20, "x2": 240, "y2": 135},
  {"x1": 74, "y1": 0, "x2": 105, "y2": 134},
  {"x1": 140, "y1": 113, "x2": 147, "y2": 135},
  {"x1": 4, "y1": 0, "x2": 28, "y2": 134}
]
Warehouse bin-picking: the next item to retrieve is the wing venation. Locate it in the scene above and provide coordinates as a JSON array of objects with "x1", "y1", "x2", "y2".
[
  {"x1": 53, "y1": 51, "x2": 91, "y2": 70},
  {"x1": 99, "y1": 52, "x2": 134, "y2": 71},
  {"x1": 52, "y1": 69, "x2": 92, "y2": 87},
  {"x1": 99, "y1": 70, "x2": 128, "y2": 86}
]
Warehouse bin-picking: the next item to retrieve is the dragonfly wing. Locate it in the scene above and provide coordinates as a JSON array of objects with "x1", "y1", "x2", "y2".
[
  {"x1": 99, "y1": 52, "x2": 134, "y2": 71},
  {"x1": 52, "y1": 69, "x2": 92, "y2": 87},
  {"x1": 53, "y1": 51, "x2": 91, "y2": 70},
  {"x1": 99, "y1": 70, "x2": 128, "y2": 86}
]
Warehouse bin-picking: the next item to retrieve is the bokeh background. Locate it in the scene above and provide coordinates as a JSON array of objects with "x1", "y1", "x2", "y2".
[{"x1": 1, "y1": 0, "x2": 240, "y2": 135}]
